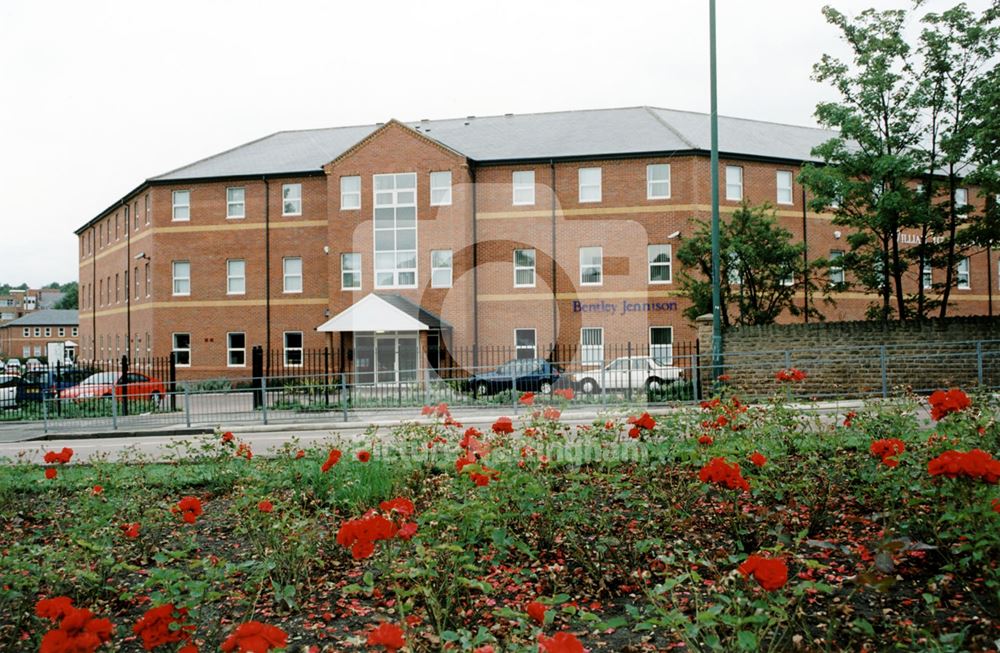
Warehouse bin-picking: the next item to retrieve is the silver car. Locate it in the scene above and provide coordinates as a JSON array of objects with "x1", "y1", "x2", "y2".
[
  {"x1": 0, "y1": 374, "x2": 19, "y2": 409},
  {"x1": 572, "y1": 356, "x2": 684, "y2": 394}
]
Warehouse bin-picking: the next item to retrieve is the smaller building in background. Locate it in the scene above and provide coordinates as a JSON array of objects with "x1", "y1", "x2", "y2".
[
  {"x1": 0, "y1": 310, "x2": 79, "y2": 361},
  {"x1": 0, "y1": 288, "x2": 66, "y2": 329}
]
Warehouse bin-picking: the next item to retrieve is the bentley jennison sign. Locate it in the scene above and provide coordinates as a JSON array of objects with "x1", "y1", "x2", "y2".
[{"x1": 572, "y1": 299, "x2": 678, "y2": 314}]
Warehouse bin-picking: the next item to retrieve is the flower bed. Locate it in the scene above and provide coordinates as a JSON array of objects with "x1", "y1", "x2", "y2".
[{"x1": 1, "y1": 386, "x2": 998, "y2": 652}]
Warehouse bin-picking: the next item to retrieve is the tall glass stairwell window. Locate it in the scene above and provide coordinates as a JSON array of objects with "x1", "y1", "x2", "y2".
[{"x1": 373, "y1": 173, "x2": 418, "y2": 288}]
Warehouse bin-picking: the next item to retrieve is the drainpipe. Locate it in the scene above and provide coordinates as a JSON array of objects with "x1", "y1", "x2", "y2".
[
  {"x1": 550, "y1": 160, "x2": 557, "y2": 355},
  {"x1": 126, "y1": 202, "x2": 131, "y2": 360},
  {"x1": 801, "y1": 184, "x2": 808, "y2": 323},
  {"x1": 91, "y1": 226, "x2": 96, "y2": 359},
  {"x1": 470, "y1": 164, "x2": 478, "y2": 369},
  {"x1": 263, "y1": 176, "x2": 271, "y2": 375}
]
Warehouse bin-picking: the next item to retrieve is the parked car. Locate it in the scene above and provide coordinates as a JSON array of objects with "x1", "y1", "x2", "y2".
[
  {"x1": 465, "y1": 358, "x2": 561, "y2": 397},
  {"x1": 0, "y1": 374, "x2": 19, "y2": 409},
  {"x1": 15, "y1": 367, "x2": 94, "y2": 404},
  {"x1": 58, "y1": 372, "x2": 166, "y2": 404},
  {"x1": 572, "y1": 356, "x2": 684, "y2": 394},
  {"x1": 4, "y1": 358, "x2": 22, "y2": 375}
]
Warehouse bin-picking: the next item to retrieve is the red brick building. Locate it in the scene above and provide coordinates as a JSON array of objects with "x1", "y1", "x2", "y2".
[
  {"x1": 74, "y1": 107, "x2": 996, "y2": 379},
  {"x1": 0, "y1": 310, "x2": 79, "y2": 361}
]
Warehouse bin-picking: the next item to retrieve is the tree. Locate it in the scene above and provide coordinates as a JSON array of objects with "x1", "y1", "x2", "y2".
[
  {"x1": 55, "y1": 283, "x2": 78, "y2": 310},
  {"x1": 799, "y1": 6, "x2": 924, "y2": 322},
  {"x1": 677, "y1": 202, "x2": 826, "y2": 327}
]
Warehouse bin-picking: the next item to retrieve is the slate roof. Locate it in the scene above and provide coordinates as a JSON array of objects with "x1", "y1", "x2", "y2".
[
  {"x1": 377, "y1": 294, "x2": 451, "y2": 330},
  {"x1": 152, "y1": 106, "x2": 838, "y2": 181},
  {"x1": 4, "y1": 310, "x2": 78, "y2": 327}
]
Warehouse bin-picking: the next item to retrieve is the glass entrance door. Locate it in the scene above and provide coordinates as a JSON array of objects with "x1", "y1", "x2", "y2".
[
  {"x1": 376, "y1": 336, "x2": 397, "y2": 383},
  {"x1": 353, "y1": 333, "x2": 419, "y2": 384}
]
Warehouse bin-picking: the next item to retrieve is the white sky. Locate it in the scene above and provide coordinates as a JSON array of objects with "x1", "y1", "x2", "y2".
[{"x1": 0, "y1": 0, "x2": 989, "y2": 287}]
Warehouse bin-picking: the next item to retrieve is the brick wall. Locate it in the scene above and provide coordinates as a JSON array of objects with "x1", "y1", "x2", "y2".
[{"x1": 696, "y1": 315, "x2": 1000, "y2": 398}]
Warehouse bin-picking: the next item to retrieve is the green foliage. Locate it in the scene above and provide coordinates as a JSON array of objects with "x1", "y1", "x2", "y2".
[{"x1": 676, "y1": 201, "x2": 826, "y2": 326}]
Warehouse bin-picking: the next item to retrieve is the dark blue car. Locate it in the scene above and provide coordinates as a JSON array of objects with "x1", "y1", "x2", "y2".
[
  {"x1": 465, "y1": 358, "x2": 561, "y2": 397},
  {"x1": 15, "y1": 368, "x2": 94, "y2": 404}
]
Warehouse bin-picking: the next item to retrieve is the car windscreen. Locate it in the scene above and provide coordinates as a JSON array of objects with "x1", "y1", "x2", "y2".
[{"x1": 80, "y1": 372, "x2": 118, "y2": 386}]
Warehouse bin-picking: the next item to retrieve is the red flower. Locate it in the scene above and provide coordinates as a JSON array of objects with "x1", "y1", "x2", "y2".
[
  {"x1": 526, "y1": 600, "x2": 547, "y2": 624},
  {"x1": 178, "y1": 646, "x2": 199, "y2": 653},
  {"x1": 992, "y1": 498, "x2": 1000, "y2": 514},
  {"x1": 928, "y1": 448, "x2": 1000, "y2": 484},
  {"x1": 257, "y1": 500, "x2": 274, "y2": 513},
  {"x1": 321, "y1": 448, "x2": 342, "y2": 472},
  {"x1": 45, "y1": 467, "x2": 57, "y2": 480},
  {"x1": 357, "y1": 450, "x2": 371, "y2": 463},
  {"x1": 337, "y1": 513, "x2": 398, "y2": 559},
  {"x1": 775, "y1": 368, "x2": 806, "y2": 383},
  {"x1": 397, "y1": 522, "x2": 418, "y2": 540},
  {"x1": 421, "y1": 404, "x2": 433, "y2": 416},
  {"x1": 474, "y1": 647, "x2": 496, "y2": 653},
  {"x1": 221, "y1": 431, "x2": 235, "y2": 443},
  {"x1": 543, "y1": 407, "x2": 562, "y2": 421},
  {"x1": 749, "y1": 452, "x2": 767, "y2": 467},
  {"x1": 172, "y1": 496, "x2": 203, "y2": 524},
  {"x1": 717, "y1": 374, "x2": 731, "y2": 382},
  {"x1": 119, "y1": 523, "x2": 141, "y2": 539},
  {"x1": 91, "y1": 485, "x2": 103, "y2": 495},
  {"x1": 39, "y1": 604, "x2": 114, "y2": 653},
  {"x1": 553, "y1": 387, "x2": 575, "y2": 401},
  {"x1": 295, "y1": 449, "x2": 305, "y2": 459},
  {"x1": 43, "y1": 447, "x2": 74, "y2": 465},
  {"x1": 628, "y1": 412, "x2": 656, "y2": 431},
  {"x1": 220, "y1": 621, "x2": 287, "y2": 653},
  {"x1": 366, "y1": 622, "x2": 405, "y2": 651},
  {"x1": 379, "y1": 497, "x2": 415, "y2": 518},
  {"x1": 36, "y1": 596, "x2": 76, "y2": 622},
  {"x1": 698, "y1": 457, "x2": 750, "y2": 492},
  {"x1": 738, "y1": 554, "x2": 788, "y2": 591},
  {"x1": 928, "y1": 388, "x2": 972, "y2": 421},
  {"x1": 843, "y1": 411, "x2": 857, "y2": 427},
  {"x1": 492, "y1": 417, "x2": 514, "y2": 435},
  {"x1": 697, "y1": 435, "x2": 714, "y2": 445},
  {"x1": 537, "y1": 631, "x2": 586, "y2": 653},
  {"x1": 519, "y1": 392, "x2": 535, "y2": 405},
  {"x1": 870, "y1": 438, "x2": 905, "y2": 467},
  {"x1": 236, "y1": 442, "x2": 253, "y2": 460},
  {"x1": 133, "y1": 604, "x2": 194, "y2": 651}
]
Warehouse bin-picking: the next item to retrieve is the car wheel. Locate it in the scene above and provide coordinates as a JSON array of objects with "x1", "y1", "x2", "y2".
[
  {"x1": 150, "y1": 392, "x2": 162, "y2": 409},
  {"x1": 539, "y1": 381, "x2": 553, "y2": 394},
  {"x1": 580, "y1": 378, "x2": 600, "y2": 395},
  {"x1": 645, "y1": 377, "x2": 666, "y2": 393},
  {"x1": 475, "y1": 382, "x2": 490, "y2": 397}
]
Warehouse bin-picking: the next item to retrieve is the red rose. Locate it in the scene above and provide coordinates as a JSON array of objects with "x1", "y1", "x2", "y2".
[
  {"x1": 738, "y1": 554, "x2": 788, "y2": 591},
  {"x1": 698, "y1": 457, "x2": 750, "y2": 492},
  {"x1": 133, "y1": 604, "x2": 193, "y2": 651},
  {"x1": 295, "y1": 449, "x2": 305, "y2": 459},
  {"x1": 43, "y1": 447, "x2": 74, "y2": 465},
  {"x1": 321, "y1": 448, "x2": 342, "y2": 472},
  {"x1": 697, "y1": 435, "x2": 714, "y2": 445},
  {"x1": 39, "y1": 604, "x2": 114, "y2": 653},
  {"x1": 553, "y1": 387, "x2": 575, "y2": 401},
  {"x1": 928, "y1": 388, "x2": 972, "y2": 420},
  {"x1": 379, "y1": 497, "x2": 415, "y2": 518},
  {"x1": 221, "y1": 431, "x2": 234, "y2": 443},
  {"x1": 220, "y1": 621, "x2": 287, "y2": 653},
  {"x1": 91, "y1": 485, "x2": 103, "y2": 495},
  {"x1": 357, "y1": 450, "x2": 371, "y2": 463},
  {"x1": 257, "y1": 500, "x2": 274, "y2": 513},
  {"x1": 543, "y1": 407, "x2": 562, "y2": 421},
  {"x1": 366, "y1": 622, "x2": 405, "y2": 651},
  {"x1": 538, "y1": 631, "x2": 586, "y2": 653},
  {"x1": 519, "y1": 392, "x2": 535, "y2": 405},
  {"x1": 870, "y1": 438, "x2": 905, "y2": 467},
  {"x1": 120, "y1": 523, "x2": 141, "y2": 539},
  {"x1": 36, "y1": 596, "x2": 76, "y2": 622},
  {"x1": 749, "y1": 452, "x2": 766, "y2": 467},
  {"x1": 173, "y1": 496, "x2": 203, "y2": 524},
  {"x1": 992, "y1": 498, "x2": 1000, "y2": 514},
  {"x1": 526, "y1": 600, "x2": 547, "y2": 624},
  {"x1": 45, "y1": 467, "x2": 57, "y2": 480},
  {"x1": 492, "y1": 417, "x2": 514, "y2": 435}
]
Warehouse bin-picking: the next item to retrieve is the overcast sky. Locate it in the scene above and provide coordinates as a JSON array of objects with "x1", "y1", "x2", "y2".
[{"x1": 0, "y1": 0, "x2": 989, "y2": 288}]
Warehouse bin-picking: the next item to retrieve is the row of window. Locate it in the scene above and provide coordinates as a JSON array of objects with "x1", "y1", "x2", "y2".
[
  {"x1": 171, "y1": 184, "x2": 303, "y2": 221},
  {"x1": 84, "y1": 194, "x2": 151, "y2": 255},
  {"x1": 85, "y1": 262, "x2": 152, "y2": 309},
  {"x1": 169, "y1": 332, "x2": 296, "y2": 367},
  {"x1": 19, "y1": 326, "x2": 78, "y2": 338},
  {"x1": 827, "y1": 251, "x2": 973, "y2": 289}
]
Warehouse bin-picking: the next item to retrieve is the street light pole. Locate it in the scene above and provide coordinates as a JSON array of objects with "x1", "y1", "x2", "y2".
[{"x1": 709, "y1": 0, "x2": 723, "y2": 376}]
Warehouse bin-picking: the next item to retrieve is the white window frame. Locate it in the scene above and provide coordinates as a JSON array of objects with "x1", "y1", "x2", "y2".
[
  {"x1": 44, "y1": 327, "x2": 51, "y2": 337},
  {"x1": 283, "y1": 331, "x2": 303, "y2": 367},
  {"x1": 647, "y1": 244, "x2": 672, "y2": 284},
  {"x1": 581, "y1": 327, "x2": 604, "y2": 366},
  {"x1": 514, "y1": 328, "x2": 536, "y2": 360},
  {"x1": 340, "y1": 176, "x2": 361, "y2": 210},
  {"x1": 579, "y1": 246, "x2": 603, "y2": 286},
  {"x1": 72, "y1": 327, "x2": 78, "y2": 337},
  {"x1": 512, "y1": 171, "x2": 535, "y2": 206},
  {"x1": 282, "y1": 183, "x2": 302, "y2": 216},
  {"x1": 650, "y1": 326, "x2": 674, "y2": 366},
  {"x1": 830, "y1": 250, "x2": 845, "y2": 286},
  {"x1": 227, "y1": 259, "x2": 246, "y2": 295},
  {"x1": 776, "y1": 170, "x2": 793, "y2": 205},
  {"x1": 955, "y1": 187, "x2": 968, "y2": 209},
  {"x1": 429, "y1": 171, "x2": 452, "y2": 206},
  {"x1": 172, "y1": 190, "x2": 190, "y2": 221},
  {"x1": 172, "y1": 261, "x2": 190, "y2": 296},
  {"x1": 341, "y1": 253, "x2": 361, "y2": 290},
  {"x1": 58, "y1": 327, "x2": 65, "y2": 337},
  {"x1": 430, "y1": 249, "x2": 453, "y2": 288},
  {"x1": 172, "y1": 333, "x2": 191, "y2": 367},
  {"x1": 227, "y1": 332, "x2": 246, "y2": 367},
  {"x1": 957, "y1": 257, "x2": 970, "y2": 289},
  {"x1": 514, "y1": 249, "x2": 536, "y2": 288},
  {"x1": 920, "y1": 257, "x2": 932, "y2": 290},
  {"x1": 578, "y1": 167, "x2": 602, "y2": 203},
  {"x1": 145, "y1": 262, "x2": 151, "y2": 297},
  {"x1": 373, "y1": 172, "x2": 418, "y2": 289},
  {"x1": 22, "y1": 327, "x2": 29, "y2": 337},
  {"x1": 725, "y1": 166, "x2": 743, "y2": 201},
  {"x1": 283, "y1": 257, "x2": 302, "y2": 294},
  {"x1": 226, "y1": 187, "x2": 245, "y2": 219},
  {"x1": 646, "y1": 164, "x2": 671, "y2": 200}
]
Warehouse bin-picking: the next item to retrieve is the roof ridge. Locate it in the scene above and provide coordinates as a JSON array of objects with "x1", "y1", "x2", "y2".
[
  {"x1": 647, "y1": 106, "x2": 831, "y2": 133},
  {"x1": 641, "y1": 106, "x2": 697, "y2": 150}
]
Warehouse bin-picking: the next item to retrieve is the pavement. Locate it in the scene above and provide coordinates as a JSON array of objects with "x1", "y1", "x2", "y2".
[{"x1": 0, "y1": 399, "x2": 871, "y2": 464}]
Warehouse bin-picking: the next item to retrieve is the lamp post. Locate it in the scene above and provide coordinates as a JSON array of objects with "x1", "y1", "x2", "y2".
[{"x1": 709, "y1": 0, "x2": 723, "y2": 376}]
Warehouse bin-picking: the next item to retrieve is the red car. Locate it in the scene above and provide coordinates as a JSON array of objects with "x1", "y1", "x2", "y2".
[{"x1": 58, "y1": 372, "x2": 166, "y2": 404}]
